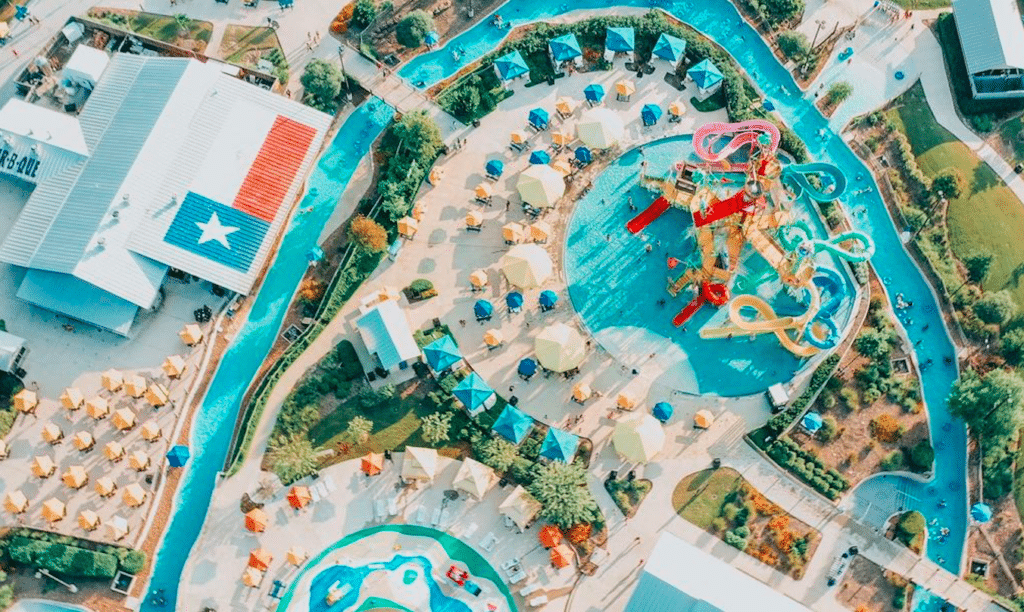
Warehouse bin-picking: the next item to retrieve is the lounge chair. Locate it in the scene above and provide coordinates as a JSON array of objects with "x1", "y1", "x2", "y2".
[
  {"x1": 415, "y1": 506, "x2": 427, "y2": 524},
  {"x1": 503, "y1": 515, "x2": 516, "y2": 530},
  {"x1": 528, "y1": 595, "x2": 549, "y2": 607},
  {"x1": 439, "y1": 507, "x2": 451, "y2": 527},
  {"x1": 387, "y1": 497, "x2": 398, "y2": 516},
  {"x1": 521, "y1": 583, "x2": 541, "y2": 596},
  {"x1": 463, "y1": 522, "x2": 479, "y2": 538},
  {"x1": 431, "y1": 507, "x2": 442, "y2": 527},
  {"x1": 374, "y1": 499, "x2": 387, "y2": 521},
  {"x1": 509, "y1": 569, "x2": 528, "y2": 584},
  {"x1": 480, "y1": 532, "x2": 498, "y2": 552},
  {"x1": 311, "y1": 485, "x2": 322, "y2": 503},
  {"x1": 501, "y1": 558, "x2": 520, "y2": 571},
  {"x1": 324, "y1": 475, "x2": 337, "y2": 493}
]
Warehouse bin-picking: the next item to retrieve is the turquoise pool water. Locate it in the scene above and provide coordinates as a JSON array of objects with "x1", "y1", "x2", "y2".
[
  {"x1": 277, "y1": 525, "x2": 515, "y2": 612},
  {"x1": 399, "y1": 0, "x2": 968, "y2": 572},
  {"x1": 563, "y1": 136, "x2": 855, "y2": 396},
  {"x1": 912, "y1": 586, "x2": 949, "y2": 612},
  {"x1": 8, "y1": 601, "x2": 90, "y2": 612},
  {"x1": 140, "y1": 99, "x2": 395, "y2": 611}
]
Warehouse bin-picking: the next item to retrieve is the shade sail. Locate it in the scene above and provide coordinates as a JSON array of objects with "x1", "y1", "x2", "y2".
[
  {"x1": 516, "y1": 165, "x2": 565, "y2": 208},
  {"x1": 613, "y1": 414, "x2": 665, "y2": 463},
  {"x1": 501, "y1": 244, "x2": 553, "y2": 289},
  {"x1": 534, "y1": 323, "x2": 586, "y2": 372},
  {"x1": 577, "y1": 108, "x2": 624, "y2": 149}
]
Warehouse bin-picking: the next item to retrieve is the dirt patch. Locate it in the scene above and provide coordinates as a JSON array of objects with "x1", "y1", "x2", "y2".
[
  {"x1": 837, "y1": 555, "x2": 908, "y2": 612},
  {"x1": 964, "y1": 494, "x2": 1024, "y2": 598}
]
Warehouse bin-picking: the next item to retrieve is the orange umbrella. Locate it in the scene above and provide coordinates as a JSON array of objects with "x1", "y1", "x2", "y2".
[
  {"x1": 361, "y1": 452, "x2": 384, "y2": 476},
  {"x1": 538, "y1": 524, "x2": 563, "y2": 548},
  {"x1": 550, "y1": 543, "x2": 573, "y2": 568},
  {"x1": 244, "y1": 508, "x2": 268, "y2": 533},
  {"x1": 248, "y1": 548, "x2": 273, "y2": 571},
  {"x1": 287, "y1": 486, "x2": 312, "y2": 509},
  {"x1": 95, "y1": 476, "x2": 117, "y2": 497}
]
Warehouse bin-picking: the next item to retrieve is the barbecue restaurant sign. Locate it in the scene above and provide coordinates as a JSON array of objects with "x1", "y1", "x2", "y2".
[{"x1": 0, "y1": 145, "x2": 41, "y2": 179}]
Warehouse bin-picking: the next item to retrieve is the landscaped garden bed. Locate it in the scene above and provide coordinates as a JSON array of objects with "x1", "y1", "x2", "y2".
[
  {"x1": 789, "y1": 285, "x2": 931, "y2": 486},
  {"x1": 836, "y1": 555, "x2": 912, "y2": 612},
  {"x1": 218, "y1": 25, "x2": 289, "y2": 83},
  {"x1": 605, "y1": 477, "x2": 653, "y2": 518},
  {"x1": 88, "y1": 8, "x2": 213, "y2": 53},
  {"x1": 672, "y1": 468, "x2": 820, "y2": 579}
]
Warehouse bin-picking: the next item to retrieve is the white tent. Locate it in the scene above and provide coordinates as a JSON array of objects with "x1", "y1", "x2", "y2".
[
  {"x1": 401, "y1": 446, "x2": 439, "y2": 482},
  {"x1": 63, "y1": 45, "x2": 109, "y2": 89},
  {"x1": 453, "y1": 458, "x2": 498, "y2": 500}
]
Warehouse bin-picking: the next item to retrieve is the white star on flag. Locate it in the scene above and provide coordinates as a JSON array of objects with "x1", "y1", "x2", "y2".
[{"x1": 195, "y1": 212, "x2": 239, "y2": 249}]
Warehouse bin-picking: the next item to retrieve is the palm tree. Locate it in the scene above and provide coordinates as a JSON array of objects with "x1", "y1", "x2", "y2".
[
  {"x1": 346, "y1": 416, "x2": 374, "y2": 444},
  {"x1": 420, "y1": 412, "x2": 453, "y2": 445}
]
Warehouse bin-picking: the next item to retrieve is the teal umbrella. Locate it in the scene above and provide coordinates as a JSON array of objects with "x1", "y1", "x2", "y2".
[
  {"x1": 454, "y1": 372, "x2": 495, "y2": 415},
  {"x1": 492, "y1": 405, "x2": 534, "y2": 443},
  {"x1": 540, "y1": 428, "x2": 580, "y2": 462},
  {"x1": 424, "y1": 335, "x2": 462, "y2": 372}
]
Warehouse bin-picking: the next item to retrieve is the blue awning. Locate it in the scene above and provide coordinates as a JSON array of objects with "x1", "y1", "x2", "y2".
[
  {"x1": 575, "y1": 147, "x2": 593, "y2": 164},
  {"x1": 528, "y1": 107, "x2": 549, "y2": 129},
  {"x1": 423, "y1": 335, "x2": 462, "y2": 372},
  {"x1": 529, "y1": 149, "x2": 551, "y2": 165},
  {"x1": 454, "y1": 372, "x2": 495, "y2": 414},
  {"x1": 494, "y1": 50, "x2": 529, "y2": 81},
  {"x1": 506, "y1": 292, "x2": 524, "y2": 309},
  {"x1": 474, "y1": 299, "x2": 494, "y2": 318},
  {"x1": 518, "y1": 358, "x2": 537, "y2": 377},
  {"x1": 605, "y1": 27, "x2": 635, "y2": 52},
  {"x1": 540, "y1": 427, "x2": 580, "y2": 462},
  {"x1": 549, "y1": 33, "x2": 582, "y2": 62},
  {"x1": 652, "y1": 402, "x2": 674, "y2": 422},
  {"x1": 653, "y1": 33, "x2": 686, "y2": 63},
  {"x1": 492, "y1": 404, "x2": 534, "y2": 443},
  {"x1": 485, "y1": 159, "x2": 504, "y2": 176},
  {"x1": 539, "y1": 290, "x2": 558, "y2": 308},
  {"x1": 584, "y1": 84, "x2": 605, "y2": 102}
]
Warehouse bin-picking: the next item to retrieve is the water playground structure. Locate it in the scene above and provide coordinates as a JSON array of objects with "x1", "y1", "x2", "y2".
[{"x1": 627, "y1": 119, "x2": 874, "y2": 357}]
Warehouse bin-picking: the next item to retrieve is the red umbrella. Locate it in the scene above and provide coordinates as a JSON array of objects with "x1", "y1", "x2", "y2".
[
  {"x1": 538, "y1": 524, "x2": 563, "y2": 548},
  {"x1": 287, "y1": 486, "x2": 311, "y2": 509}
]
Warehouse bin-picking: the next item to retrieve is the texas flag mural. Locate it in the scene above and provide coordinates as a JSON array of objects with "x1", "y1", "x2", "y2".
[{"x1": 163, "y1": 113, "x2": 317, "y2": 272}]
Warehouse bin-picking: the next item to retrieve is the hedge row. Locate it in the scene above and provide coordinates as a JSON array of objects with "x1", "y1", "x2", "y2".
[
  {"x1": 767, "y1": 437, "x2": 849, "y2": 500},
  {"x1": 890, "y1": 130, "x2": 931, "y2": 198},
  {"x1": 2, "y1": 530, "x2": 146, "y2": 578},
  {"x1": 764, "y1": 354, "x2": 840, "y2": 437}
]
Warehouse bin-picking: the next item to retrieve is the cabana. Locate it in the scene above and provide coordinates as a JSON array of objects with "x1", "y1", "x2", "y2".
[
  {"x1": 653, "y1": 33, "x2": 687, "y2": 68},
  {"x1": 423, "y1": 335, "x2": 462, "y2": 373},
  {"x1": 493, "y1": 50, "x2": 530, "y2": 90},
  {"x1": 402, "y1": 446, "x2": 439, "y2": 482},
  {"x1": 499, "y1": 486, "x2": 542, "y2": 531},
  {"x1": 492, "y1": 404, "x2": 534, "y2": 444},
  {"x1": 453, "y1": 458, "x2": 498, "y2": 500},
  {"x1": 604, "y1": 26, "x2": 635, "y2": 62},
  {"x1": 549, "y1": 33, "x2": 583, "y2": 70},
  {"x1": 686, "y1": 59, "x2": 724, "y2": 101},
  {"x1": 453, "y1": 372, "x2": 496, "y2": 416},
  {"x1": 539, "y1": 427, "x2": 579, "y2": 462}
]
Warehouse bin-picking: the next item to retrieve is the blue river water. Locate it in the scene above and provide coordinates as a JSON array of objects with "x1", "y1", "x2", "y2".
[
  {"x1": 397, "y1": 0, "x2": 968, "y2": 573},
  {"x1": 141, "y1": 98, "x2": 395, "y2": 611}
]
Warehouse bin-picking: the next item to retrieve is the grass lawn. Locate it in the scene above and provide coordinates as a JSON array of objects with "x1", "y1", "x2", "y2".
[
  {"x1": 671, "y1": 467, "x2": 742, "y2": 528},
  {"x1": 893, "y1": 0, "x2": 949, "y2": 8},
  {"x1": 1014, "y1": 433, "x2": 1024, "y2": 523},
  {"x1": 220, "y1": 24, "x2": 283, "y2": 65},
  {"x1": 889, "y1": 82, "x2": 1024, "y2": 310},
  {"x1": 998, "y1": 115, "x2": 1024, "y2": 165}
]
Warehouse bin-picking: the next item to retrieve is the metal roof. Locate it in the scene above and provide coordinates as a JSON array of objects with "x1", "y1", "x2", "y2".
[
  {"x1": 625, "y1": 533, "x2": 811, "y2": 612},
  {"x1": 356, "y1": 300, "x2": 420, "y2": 371},
  {"x1": 952, "y1": 0, "x2": 1024, "y2": 73},
  {"x1": 16, "y1": 269, "x2": 138, "y2": 336},
  {"x1": 0, "y1": 330, "x2": 25, "y2": 373}
]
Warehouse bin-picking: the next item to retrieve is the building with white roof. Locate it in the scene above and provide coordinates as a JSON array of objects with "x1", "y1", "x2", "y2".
[
  {"x1": 355, "y1": 299, "x2": 421, "y2": 378},
  {"x1": 951, "y1": 0, "x2": 1024, "y2": 99},
  {"x1": 0, "y1": 50, "x2": 331, "y2": 335},
  {"x1": 625, "y1": 532, "x2": 811, "y2": 612}
]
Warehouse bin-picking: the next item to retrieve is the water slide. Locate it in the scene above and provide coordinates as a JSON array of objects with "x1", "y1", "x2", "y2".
[
  {"x1": 779, "y1": 221, "x2": 875, "y2": 263},
  {"x1": 804, "y1": 268, "x2": 846, "y2": 349},
  {"x1": 673, "y1": 281, "x2": 729, "y2": 326},
  {"x1": 693, "y1": 190, "x2": 752, "y2": 227},
  {"x1": 699, "y1": 281, "x2": 823, "y2": 357},
  {"x1": 781, "y1": 162, "x2": 848, "y2": 201},
  {"x1": 626, "y1": 196, "x2": 671, "y2": 234},
  {"x1": 693, "y1": 120, "x2": 781, "y2": 170}
]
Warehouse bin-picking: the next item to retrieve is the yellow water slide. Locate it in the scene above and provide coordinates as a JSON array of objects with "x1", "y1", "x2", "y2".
[{"x1": 699, "y1": 281, "x2": 822, "y2": 357}]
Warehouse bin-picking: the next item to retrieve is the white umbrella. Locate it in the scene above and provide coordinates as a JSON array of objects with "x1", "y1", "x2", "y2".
[
  {"x1": 500, "y1": 244, "x2": 553, "y2": 289},
  {"x1": 516, "y1": 165, "x2": 565, "y2": 208},
  {"x1": 577, "y1": 108, "x2": 624, "y2": 149}
]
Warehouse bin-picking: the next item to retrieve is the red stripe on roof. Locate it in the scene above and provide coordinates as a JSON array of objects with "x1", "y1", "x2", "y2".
[{"x1": 232, "y1": 116, "x2": 317, "y2": 222}]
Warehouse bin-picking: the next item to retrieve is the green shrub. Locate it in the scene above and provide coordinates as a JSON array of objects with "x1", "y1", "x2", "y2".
[
  {"x1": 880, "y1": 450, "x2": 904, "y2": 472},
  {"x1": 839, "y1": 388, "x2": 859, "y2": 410},
  {"x1": 776, "y1": 31, "x2": 809, "y2": 60},
  {"x1": 351, "y1": 0, "x2": 378, "y2": 28},
  {"x1": 909, "y1": 440, "x2": 934, "y2": 472},
  {"x1": 396, "y1": 10, "x2": 434, "y2": 48},
  {"x1": 408, "y1": 278, "x2": 434, "y2": 296},
  {"x1": 5, "y1": 537, "x2": 119, "y2": 578},
  {"x1": 817, "y1": 416, "x2": 838, "y2": 442},
  {"x1": 724, "y1": 530, "x2": 748, "y2": 550}
]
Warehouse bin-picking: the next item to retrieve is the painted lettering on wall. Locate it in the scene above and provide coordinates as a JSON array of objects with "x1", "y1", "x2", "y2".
[{"x1": 0, "y1": 149, "x2": 40, "y2": 178}]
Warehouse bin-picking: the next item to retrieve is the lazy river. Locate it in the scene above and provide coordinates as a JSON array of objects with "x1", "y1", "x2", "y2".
[
  {"x1": 141, "y1": 99, "x2": 395, "y2": 610},
  {"x1": 399, "y1": 0, "x2": 967, "y2": 573}
]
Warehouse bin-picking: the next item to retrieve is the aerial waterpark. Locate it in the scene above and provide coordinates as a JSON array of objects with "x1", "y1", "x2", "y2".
[{"x1": 626, "y1": 120, "x2": 874, "y2": 358}]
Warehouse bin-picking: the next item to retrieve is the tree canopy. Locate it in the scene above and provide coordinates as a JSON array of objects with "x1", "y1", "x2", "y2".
[
  {"x1": 973, "y1": 290, "x2": 1017, "y2": 326},
  {"x1": 947, "y1": 368, "x2": 1024, "y2": 441},
  {"x1": 931, "y1": 168, "x2": 966, "y2": 200},
  {"x1": 348, "y1": 215, "x2": 389, "y2": 253},
  {"x1": 1001, "y1": 328, "x2": 1024, "y2": 366},
  {"x1": 854, "y1": 328, "x2": 892, "y2": 361},
  {"x1": 268, "y1": 434, "x2": 318, "y2": 484},
  {"x1": 529, "y1": 461, "x2": 601, "y2": 529},
  {"x1": 396, "y1": 10, "x2": 434, "y2": 48},
  {"x1": 300, "y1": 59, "x2": 343, "y2": 113},
  {"x1": 475, "y1": 436, "x2": 518, "y2": 471},
  {"x1": 420, "y1": 411, "x2": 453, "y2": 445},
  {"x1": 776, "y1": 31, "x2": 809, "y2": 60},
  {"x1": 963, "y1": 249, "x2": 994, "y2": 284}
]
